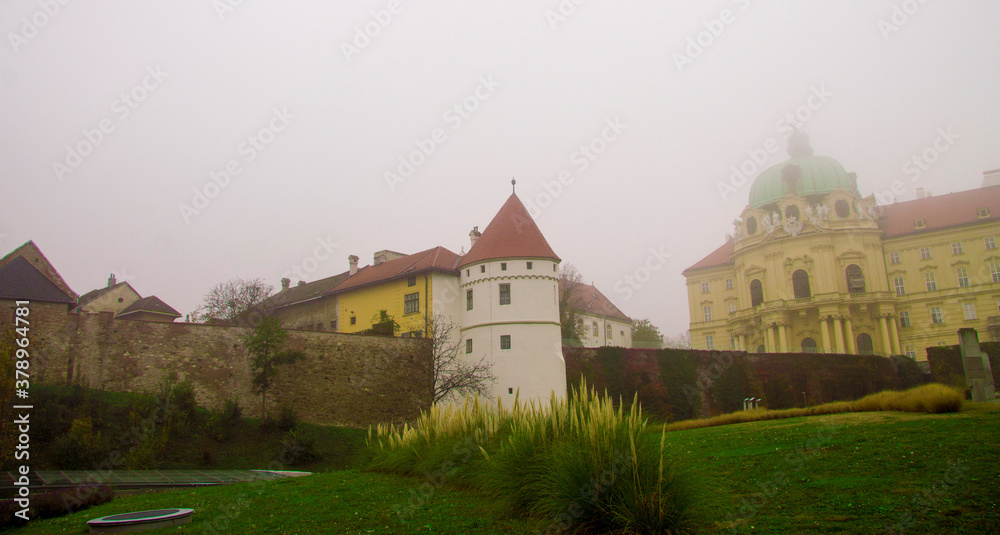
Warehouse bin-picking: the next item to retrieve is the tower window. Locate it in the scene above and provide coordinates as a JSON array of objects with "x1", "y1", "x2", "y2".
[
  {"x1": 467, "y1": 289, "x2": 473, "y2": 311},
  {"x1": 835, "y1": 200, "x2": 851, "y2": 218},
  {"x1": 501, "y1": 262, "x2": 507, "y2": 271},
  {"x1": 750, "y1": 279, "x2": 764, "y2": 307},
  {"x1": 746, "y1": 217, "x2": 758, "y2": 235},
  {"x1": 481, "y1": 265, "x2": 486, "y2": 273},
  {"x1": 785, "y1": 205, "x2": 800, "y2": 221},
  {"x1": 500, "y1": 335, "x2": 511, "y2": 350},
  {"x1": 499, "y1": 283, "x2": 511, "y2": 305},
  {"x1": 466, "y1": 339, "x2": 473, "y2": 353},
  {"x1": 527, "y1": 262, "x2": 533, "y2": 270}
]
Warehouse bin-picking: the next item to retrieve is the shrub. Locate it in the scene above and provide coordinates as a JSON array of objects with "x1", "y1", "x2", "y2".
[
  {"x1": 205, "y1": 399, "x2": 243, "y2": 442},
  {"x1": 281, "y1": 428, "x2": 321, "y2": 466},
  {"x1": 368, "y1": 382, "x2": 698, "y2": 534},
  {"x1": 277, "y1": 406, "x2": 298, "y2": 432},
  {"x1": 50, "y1": 417, "x2": 104, "y2": 469},
  {"x1": 0, "y1": 485, "x2": 114, "y2": 526},
  {"x1": 667, "y1": 384, "x2": 964, "y2": 431}
]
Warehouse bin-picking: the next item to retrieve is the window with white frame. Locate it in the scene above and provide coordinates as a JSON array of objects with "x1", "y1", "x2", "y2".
[
  {"x1": 905, "y1": 346, "x2": 917, "y2": 359},
  {"x1": 898, "y1": 311, "x2": 911, "y2": 328},
  {"x1": 957, "y1": 267, "x2": 970, "y2": 288},
  {"x1": 889, "y1": 252, "x2": 901, "y2": 264},
  {"x1": 925, "y1": 272, "x2": 937, "y2": 291},
  {"x1": 930, "y1": 307, "x2": 944, "y2": 324},
  {"x1": 728, "y1": 302, "x2": 736, "y2": 314},
  {"x1": 920, "y1": 247, "x2": 932, "y2": 259},
  {"x1": 499, "y1": 283, "x2": 511, "y2": 305},
  {"x1": 894, "y1": 276, "x2": 906, "y2": 296},
  {"x1": 725, "y1": 278, "x2": 734, "y2": 290},
  {"x1": 992, "y1": 263, "x2": 1000, "y2": 283},
  {"x1": 606, "y1": 324, "x2": 612, "y2": 339},
  {"x1": 404, "y1": 292, "x2": 420, "y2": 314},
  {"x1": 592, "y1": 322, "x2": 598, "y2": 336},
  {"x1": 986, "y1": 237, "x2": 997, "y2": 250},
  {"x1": 952, "y1": 242, "x2": 964, "y2": 255},
  {"x1": 701, "y1": 282, "x2": 710, "y2": 293},
  {"x1": 705, "y1": 335, "x2": 714, "y2": 350},
  {"x1": 704, "y1": 305, "x2": 712, "y2": 322},
  {"x1": 964, "y1": 303, "x2": 978, "y2": 320}
]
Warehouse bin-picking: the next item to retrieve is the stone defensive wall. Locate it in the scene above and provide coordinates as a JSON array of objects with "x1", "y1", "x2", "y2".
[{"x1": 3, "y1": 301, "x2": 432, "y2": 427}]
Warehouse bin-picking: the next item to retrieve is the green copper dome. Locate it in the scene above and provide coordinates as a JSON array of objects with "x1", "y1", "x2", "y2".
[{"x1": 748, "y1": 131, "x2": 859, "y2": 208}]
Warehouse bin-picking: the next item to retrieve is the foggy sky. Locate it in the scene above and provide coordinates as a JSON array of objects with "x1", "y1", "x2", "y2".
[{"x1": 2, "y1": 0, "x2": 999, "y2": 338}]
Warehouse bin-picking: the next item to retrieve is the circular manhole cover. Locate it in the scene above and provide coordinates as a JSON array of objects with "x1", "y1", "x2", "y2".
[{"x1": 87, "y1": 508, "x2": 193, "y2": 533}]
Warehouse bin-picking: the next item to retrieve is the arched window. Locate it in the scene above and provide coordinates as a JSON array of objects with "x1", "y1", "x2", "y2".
[
  {"x1": 746, "y1": 217, "x2": 758, "y2": 235},
  {"x1": 802, "y1": 338, "x2": 818, "y2": 353},
  {"x1": 750, "y1": 279, "x2": 764, "y2": 307},
  {"x1": 857, "y1": 333, "x2": 874, "y2": 355},
  {"x1": 835, "y1": 200, "x2": 851, "y2": 218},
  {"x1": 792, "y1": 269, "x2": 811, "y2": 299},
  {"x1": 846, "y1": 264, "x2": 865, "y2": 294},
  {"x1": 786, "y1": 205, "x2": 801, "y2": 221}
]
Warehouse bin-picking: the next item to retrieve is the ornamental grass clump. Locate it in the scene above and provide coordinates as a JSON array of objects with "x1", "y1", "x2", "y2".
[{"x1": 367, "y1": 381, "x2": 697, "y2": 534}]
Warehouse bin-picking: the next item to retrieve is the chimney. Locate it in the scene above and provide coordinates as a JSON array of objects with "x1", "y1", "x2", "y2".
[
  {"x1": 916, "y1": 188, "x2": 926, "y2": 199},
  {"x1": 348, "y1": 255, "x2": 359, "y2": 276},
  {"x1": 281, "y1": 277, "x2": 290, "y2": 291},
  {"x1": 469, "y1": 226, "x2": 482, "y2": 248},
  {"x1": 374, "y1": 251, "x2": 386, "y2": 266},
  {"x1": 297, "y1": 280, "x2": 306, "y2": 287},
  {"x1": 983, "y1": 169, "x2": 1000, "y2": 188},
  {"x1": 107, "y1": 273, "x2": 116, "y2": 288}
]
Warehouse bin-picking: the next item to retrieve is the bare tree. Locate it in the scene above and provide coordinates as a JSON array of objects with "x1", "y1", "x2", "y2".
[
  {"x1": 193, "y1": 278, "x2": 273, "y2": 327},
  {"x1": 663, "y1": 330, "x2": 692, "y2": 349},
  {"x1": 558, "y1": 263, "x2": 587, "y2": 345},
  {"x1": 425, "y1": 314, "x2": 496, "y2": 404}
]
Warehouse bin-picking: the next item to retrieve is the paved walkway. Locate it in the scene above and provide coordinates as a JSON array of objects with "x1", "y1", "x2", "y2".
[{"x1": 1, "y1": 470, "x2": 310, "y2": 495}]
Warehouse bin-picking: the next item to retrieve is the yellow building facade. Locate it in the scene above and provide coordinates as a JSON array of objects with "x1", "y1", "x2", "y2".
[{"x1": 684, "y1": 133, "x2": 1000, "y2": 361}]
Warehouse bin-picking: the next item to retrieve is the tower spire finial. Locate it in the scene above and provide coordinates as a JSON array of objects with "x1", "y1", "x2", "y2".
[{"x1": 512, "y1": 178, "x2": 516, "y2": 195}]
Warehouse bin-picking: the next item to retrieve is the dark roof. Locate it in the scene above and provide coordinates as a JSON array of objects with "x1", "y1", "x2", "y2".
[
  {"x1": 330, "y1": 247, "x2": 460, "y2": 294},
  {"x1": 684, "y1": 240, "x2": 735, "y2": 273},
  {"x1": 563, "y1": 281, "x2": 631, "y2": 322},
  {"x1": 458, "y1": 195, "x2": 560, "y2": 268},
  {"x1": 0, "y1": 240, "x2": 77, "y2": 299},
  {"x1": 270, "y1": 270, "x2": 352, "y2": 308},
  {"x1": 0, "y1": 257, "x2": 76, "y2": 304},
  {"x1": 77, "y1": 281, "x2": 140, "y2": 308},
  {"x1": 116, "y1": 296, "x2": 181, "y2": 318},
  {"x1": 880, "y1": 185, "x2": 1000, "y2": 237}
]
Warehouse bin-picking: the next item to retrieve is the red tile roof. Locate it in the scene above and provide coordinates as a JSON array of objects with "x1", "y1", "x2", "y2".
[
  {"x1": 880, "y1": 185, "x2": 1000, "y2": 237},
  {"x1": 562, "y1": 281, "x2": 631, "y2": 322},
  {"x1": 328, "y1": 246, "x2": 460, "y2": 294},
  {"x1": 458, "y1": 194, "x2": 560, "y2": 268},
  {"x1": 684, "y1": 240, "x2": 735, "y2": 273}
]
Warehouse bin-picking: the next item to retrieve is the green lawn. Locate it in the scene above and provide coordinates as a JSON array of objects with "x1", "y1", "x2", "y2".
[{"x1": 10, "y1": 403, "x2": 1000, "y2": 534}]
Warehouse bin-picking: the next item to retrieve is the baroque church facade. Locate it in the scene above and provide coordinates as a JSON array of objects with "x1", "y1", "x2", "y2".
[{"x1": 684, "y1": 132, "x2": 1000, "y2": 361}]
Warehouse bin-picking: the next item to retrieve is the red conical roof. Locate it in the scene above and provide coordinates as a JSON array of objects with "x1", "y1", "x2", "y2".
[{"x1": 458, "y1": 194, "x2": 560, "y2": 268}]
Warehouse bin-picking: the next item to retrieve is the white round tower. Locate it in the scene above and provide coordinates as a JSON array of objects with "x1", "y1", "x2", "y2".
[{"x1": 458, "y1": 188, "x2": 566, "y2": 402}]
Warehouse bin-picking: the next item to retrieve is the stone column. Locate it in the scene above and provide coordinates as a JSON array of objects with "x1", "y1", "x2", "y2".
[
  {"x1": 845, "y1": 317, "x2": 857, "y2": 354},
  {"x1": 820, "y1": 317, "x2": 831, "y2": 354},
  {"x1": 833, "y1": 316, "x2": 845, "y2": 353},
  {"x1": 766, "y1": 325, "x2": 775, "y2": 353},
  {"x1": 879, "y1": 315, "x2": 892, "y2": 355},
  {"x1": 778, "y1": 323, "x2": 789, "y2": 353},
  {"x1": 888, "y1": 316, "x2": 901, "y2": 355}
]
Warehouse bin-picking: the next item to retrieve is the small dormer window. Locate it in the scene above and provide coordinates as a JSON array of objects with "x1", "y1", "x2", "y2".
[
  {"x1": 978, "y1": 207, "x2": 991, "y2": 219},
  {"x1": 914, "y1": 218, "x2": 927, "y2": 230}
]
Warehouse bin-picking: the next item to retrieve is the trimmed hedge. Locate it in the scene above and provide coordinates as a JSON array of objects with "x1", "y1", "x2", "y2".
[{"x1": 565, "y1": 348, "x2": 927, "y2": 422}]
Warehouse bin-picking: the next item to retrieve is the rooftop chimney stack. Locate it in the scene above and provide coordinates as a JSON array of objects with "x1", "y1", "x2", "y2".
[
  {"x1": 107, "y1": 274, "x2": 116, "y2": 288},
  {"x1": 281, "y1": 277, "x2": 290, "y2": 291},
  {"x1": 349, "y1": 255, "x2": 359, "y2": 276},
  {"x1": 469, "y1": 226, "x2": 482, "y2": 248},
  {"x1": 374, "y1": 251, "x2": 386, "y2": 266},
  {"x1": 297, "y1": 280, "x2": 306, "y2": 287}
]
